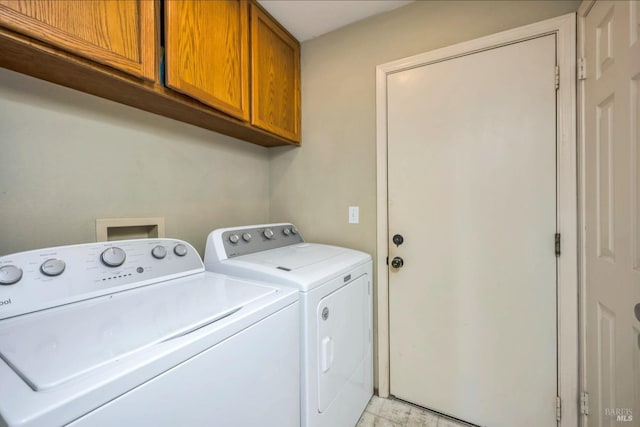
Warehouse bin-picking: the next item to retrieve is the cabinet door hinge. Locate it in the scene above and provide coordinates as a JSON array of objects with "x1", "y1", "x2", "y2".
[
  {"x1": 578, "y1": 58, "x2": 587, "y2": 80},
  {"x1": 555, "y1": 233, "x2": 561, "y2": 256},
  {"x1": 556, "y1": 396, "x2": 562, "y2": 421},
  {"x1": 580, "y1": 392, "x2": 589, "y2": 415},
  {"x1": 555, "y1": 65, "x2": 560, "y2": 90}
]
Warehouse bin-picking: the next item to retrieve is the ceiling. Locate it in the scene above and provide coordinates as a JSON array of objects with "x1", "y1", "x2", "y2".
[{"x1": 256, "y1": 0, "x2": 414, "y2": 42}]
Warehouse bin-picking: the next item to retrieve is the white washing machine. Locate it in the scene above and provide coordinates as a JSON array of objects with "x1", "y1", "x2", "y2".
[
  {"x1": 204, "y1": 223, "x2": 373, "y2": 427},
  {"x1": 0, "y1": 238, "x2": 299, "y2": 427}
]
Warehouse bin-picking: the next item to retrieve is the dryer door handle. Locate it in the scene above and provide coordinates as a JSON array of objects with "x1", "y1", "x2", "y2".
[{"x1": 321, "y1": 336, "x2": 334, "y2": 373}]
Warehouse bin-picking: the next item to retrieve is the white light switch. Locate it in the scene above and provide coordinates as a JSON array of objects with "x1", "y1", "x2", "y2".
[{"x1": 349, "y1": 206, "x2": 359, "y2": 224}]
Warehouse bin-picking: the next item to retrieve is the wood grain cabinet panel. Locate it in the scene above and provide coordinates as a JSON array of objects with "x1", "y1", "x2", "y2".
[
  {"x1": 0, "y1": 0, "x2": 301, "y2": 147},
  {"x1": 0, "y1": 0, "x2": 155, "y2": 80},
  {"x1": 250, "y1": 3, "x2": 300, "y2": 143},
  {"x1": 165, "y1": 0, "x2": 249, "y2": 121}
]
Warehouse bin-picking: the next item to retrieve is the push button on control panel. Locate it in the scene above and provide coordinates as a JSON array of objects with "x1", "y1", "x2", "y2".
[
  {"x1": 0, "y1": 265, "x2": 22, "y2": 285},
  {"x1": 40, "y1": 259, "x2": 66, "y2": 277}
]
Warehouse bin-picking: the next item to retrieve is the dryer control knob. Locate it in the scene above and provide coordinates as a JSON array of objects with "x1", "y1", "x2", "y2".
[
  {"x1": 173, "y1": 244, "x2": 188, "y2": 257},
  {"x1": 263, "y1": 229, "x2": 274, "y2": 239},
  {"x1": 290, "y1": 226, "x2": 298, "y2": 235},
  {"x1": 228, "y1": 234, "x2": 240, "y2": 244},
  {"x1": 101, "y1": 247, "x2": 126, "y2": 267},
  {"x1": 0, "y1": 265, "x2": 23, "y2": 285},
  {"x1": 151, "y1": 245, "x2": 167, "y2": 259},
  {"x1": 242, "y1": 233, "x2": 252, "y2": 242},
  {"x1": 41, "y1": 259, "x2": 66, "y2": 276},
  {"x1": 283, "y1": 228, "x2": 291, "y2": 236}
]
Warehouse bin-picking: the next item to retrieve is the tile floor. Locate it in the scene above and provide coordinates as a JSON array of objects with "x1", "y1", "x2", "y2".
[{"x1": 357, "y1": 396, "x2": 472, "y2": 427}]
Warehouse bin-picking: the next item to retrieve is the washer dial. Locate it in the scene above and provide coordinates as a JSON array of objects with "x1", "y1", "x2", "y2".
[
  {"x1": 151, "y1": 245, "x2": 167, "y2": 259},
  {"x1": 263, "y1": 229, "x2": 274, "y2": 239},
  {"x1": 101, "y1": 247, "x2": 126, "y2": 267},
  {"x1": 174, "y1": 244, "x2": 188, "y2": 257},
  {"x1": 41, "y1": 259, "x2": 66, "y2": 276},
  {"x1": 0, "y1": 265, "x2": 23, "y2": 285},
  {"x1": 229, "y1": 234, "x2": 240, "y2": 244}
]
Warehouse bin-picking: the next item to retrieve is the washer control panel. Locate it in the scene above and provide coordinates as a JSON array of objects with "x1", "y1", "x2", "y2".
[
  {"x1": 0, "y1": 238, "x2": 203, "y2": 320},
  {"x1": 220, "y1": 223, "x2": 304, "y2": 258}
]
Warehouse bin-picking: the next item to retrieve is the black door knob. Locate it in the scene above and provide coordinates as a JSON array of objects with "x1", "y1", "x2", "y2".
[
  {"x1": 391, "y1": 256, "x2": 404, "y2": 269},
  {"x1": 392, "y1": 234, "x2": 404, "y2": 246}
]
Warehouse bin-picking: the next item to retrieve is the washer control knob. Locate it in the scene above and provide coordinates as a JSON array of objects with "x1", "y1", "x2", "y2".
[
  {"x1": 41, "y1": 259, "x2": 66, "y2": 277},
  {"x1": 263, "y1": 228, "x2": 274, "y2": 239},
  {"x1": 101, "y1": 247, "x2": 126, "y2": 267},
  {"x1": 0, "y1": 265, "x2": 23, "y2": 285},
  {"x1": 173, "y1": 244, "x2": 188, "y2": 257},
  {"x1": 290, "y1": 226, "x2": 298, "y2": 235},
  {"x1": 228, "y1": 234, "x2": 240, "y2": 244},
  {"x1": 151, "y1": 245, "x2": 167, "y2": 259},
  {"x1": 242, "y1": 233, "x2": 252, "y2": 242},
  {"x1": 283, "y1": 228, "x2": 291, "y2": 236}
]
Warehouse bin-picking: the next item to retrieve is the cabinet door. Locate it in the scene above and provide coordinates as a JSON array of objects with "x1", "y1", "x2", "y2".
[
  {"x1": 250, "y1": 3, "x2": 300, "y2": 142},
  {"x1": 165, "y1": 0, "x2": 249, "y2": 121},
  {"x1": 0, "y1": 0, "x2": 155, "y2": 80}
]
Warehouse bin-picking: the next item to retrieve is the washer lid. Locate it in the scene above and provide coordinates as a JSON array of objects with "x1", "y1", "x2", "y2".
[{"x1": 0, "y1": 273, "x2": 275, "y2": 391}]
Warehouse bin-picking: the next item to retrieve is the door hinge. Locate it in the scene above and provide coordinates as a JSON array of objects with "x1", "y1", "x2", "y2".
[
  {"x1": 580, "y1": 392, "x2": 589, "y2": 415},
  {"x1": 577, "y1": 57, "x2": 587, "y2": 80},
  {"x1": 556, "y1": 396, "x2": 562, "y2": 421},
  {"x1": 368, "y1": 281, "x2": 371, "y2": 295},
  {"x1": 386, "y1": 256, "x2": 389, "y2": 265},
  {"x1": 555, "y1": 233, "x2": 561, "y2": 257},
  {"x1": 555, "y1": 65, "x2": 560, "y2": 90}
]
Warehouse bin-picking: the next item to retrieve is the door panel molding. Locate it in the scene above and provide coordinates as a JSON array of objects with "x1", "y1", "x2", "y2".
[{"x1": 375, "y1": 13, "x2": 577, "y2": 426}]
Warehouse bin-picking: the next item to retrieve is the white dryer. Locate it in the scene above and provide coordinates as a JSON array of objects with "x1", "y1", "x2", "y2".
[
  {"x1": 0, "y1": 238, "x2": 299, "y2": 427},
  {"x1": 204, "y1": 223, "x2": 373, "y2": 427}
]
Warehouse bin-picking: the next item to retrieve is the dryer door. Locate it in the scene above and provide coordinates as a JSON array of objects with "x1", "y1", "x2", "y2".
[{"x1": 316, "y1": 274, "x2": 369, "y2": 412}]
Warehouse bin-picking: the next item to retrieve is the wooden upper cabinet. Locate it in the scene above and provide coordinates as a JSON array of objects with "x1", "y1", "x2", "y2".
[
  {"x1": 0, "y1": 0, "x2": 156, "y2": 80},
  {"x1": 250, "y1": 3, "x2": 300, "y2": 143},
  {"x1": 165, "y1": 0, "x2": 250, "y2": 121}
]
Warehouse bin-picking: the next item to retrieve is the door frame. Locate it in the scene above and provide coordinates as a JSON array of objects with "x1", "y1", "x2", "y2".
[
  {"x1": 576, "y1": 4, "x2": 594, "y2": 427},
  {"x1": 375, "y1": 13, "x2": 578, "y2": 426}
]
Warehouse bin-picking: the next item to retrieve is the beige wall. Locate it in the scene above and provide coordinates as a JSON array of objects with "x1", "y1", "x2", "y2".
[
  {"x1": 0, "y1": 68, "x2": 270, "y2": 256},
  {"x1": 269, "y1": 0, "x2": 581, "y2": 388}
]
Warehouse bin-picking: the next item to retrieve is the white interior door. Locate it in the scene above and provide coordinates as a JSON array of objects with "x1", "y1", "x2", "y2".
[
  {"x1": 582, "y1": 1, "x2": 640, "y2": 425},
  {"x1": 387, "y1": 35, "x2": 558, "y2": 427}
]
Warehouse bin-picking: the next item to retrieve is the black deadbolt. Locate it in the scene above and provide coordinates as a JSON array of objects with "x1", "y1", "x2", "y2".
[{"x1": 392, "y1": 234, "x2": 404, "y2": 246}]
